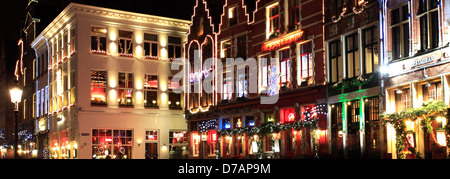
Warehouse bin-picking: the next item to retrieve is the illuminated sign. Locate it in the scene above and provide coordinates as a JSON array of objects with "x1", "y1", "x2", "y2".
[
  {"x1": 288, "y1": 113, "x2": 295, "y2": 121},
  {"x1": 261, "y1": 29, "x2": 304, "y2": 53}
]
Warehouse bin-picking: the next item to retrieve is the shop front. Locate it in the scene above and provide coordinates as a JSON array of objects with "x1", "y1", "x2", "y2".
[{"x1": 383, "y1": 51, "x2": 450, "y2": 159}]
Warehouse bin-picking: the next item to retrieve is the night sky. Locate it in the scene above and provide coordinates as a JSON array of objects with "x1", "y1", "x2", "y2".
[{"x1": 0, "y1": 0, "x2": 197, "y2": 73}]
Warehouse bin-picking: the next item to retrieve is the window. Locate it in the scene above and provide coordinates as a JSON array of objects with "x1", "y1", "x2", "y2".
[
  {"x1": 207, "y1": 130, "x2": 217, "y2": 157},
  {"x1": 92, "y1": 129, "x2": 132, "y2": 159},
  {"x1": 144, "y1": 34, "x2": 158, "y2": 59},
  {"x1": 365, "y1": 97, "x2": 379, "y2": 121},
  {"x1": 288, "y1": 0, "x2": 300, "y2": 28},
  {"x1": 169, "y1": 92, "x2": 181, "y2": 108},
  {"x1": 395, "y1": 88, "x2": 411, "y2": 112},
  {"x1": 346, "y1": 34, "x2": 360, "y2": 79},
  {"x1": 223, "y1": 61, "x2": 233, "y2": 100},
  {"x1": 169, "y1": 130, "x2": 188, "y2": 159},
  {"x1": 234, "y1": 134, "x2": 245, "y2": 156},
  {"x1": 329, "y1": 40, "x2": 342, "y2": 83},
  {"x1": 348, "y1": 100, "x2": 360, "y2": 123},
  {"x1": 300, "y1": 42, "x2": 313, "y2": 83},
  {"x1": 70, "y1": 28, "x2": 76, "y2": 54},
  {"x1": 418, "y1": 0, "x2": 439, "y2": 50},
  {"x1": 229, "y1": 7, "x2": 238, "y2": 27},
  {"x1": 236, "y1": 36, "x2": 247, "y2": 59},
  {"x1": 169, "y1": 131, "x2": 188, "y2": 144},
  {"x1": 168, "y1": 36, "x2": 182, "y2": 60},
  {"x1": 391, "y1": 4, "x2": 409, "y2": 60},
  {"x1": 91, "y1": 27, "x2": 107, "y2": 54},
  {"x1": 118, "y1": 30, "x2": 133, "y2": 56},
  {"x1": 362, "y1": 27, "x2": 379, "y2": 74},
  {"x1": 221, "y1": 39, "x2": 233, "y2": 58},
  {"x1": 118, "y1": 73, "x2": 133, "y2": 106},
  {"x1": 423, "y1": 81, "x2": 442, "y2": 101},
  {"x1": 223, "y1": 135, "x2": 233, "y2": 157},
  {"x1": 190, "y1": 132, "x2": 200, "y2": 157},
  {"x1": 280, "y1": 108, "x2": 295, "y2": 124},
  {"x1": 268, "y1": 3, "x2": 280, "y2": 37},
  {"x1": 144, "y1": 74, "x2": 158, "y2": 107},
  {"x1": 279, "y1": 49, "x2": 291, "y2": 86},
  {"x1": 146, "y1": 130, "x2": 158, "y2": 141},
  {"x1": 237, "y1": 69, "x2": 248, "y2": 98},
  {"x1": 90, "y1": 70, "x2": 107, "y2": 106},
  {"x1": 260, "y1": 55, "x2": 271, "y2": 91}
]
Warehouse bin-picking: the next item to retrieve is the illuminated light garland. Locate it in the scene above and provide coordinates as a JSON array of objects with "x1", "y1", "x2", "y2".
[
  {"x1": 15, "y1": 39, "x2": 24, "y2": 81},
  {"x1": 352, "y1": 0, "x2": 368, "y2": 14},
  {"x1": 331, "y1": 7, "x2": 347, "y2": 23}
]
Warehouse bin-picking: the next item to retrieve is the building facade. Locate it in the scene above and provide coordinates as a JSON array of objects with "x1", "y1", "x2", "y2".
[
  {"x1": 323, "y1": 0, "x2": 385, "y2": 159},
  {"x1": 185, "y1": 0, "x2": 328, "y2": 159},
  {"x1": 31, "y1": 3, "x2": 190, "y2": 159},
  {"x1": 382, "y1": 0, "x2": 450, "y2": 159}
]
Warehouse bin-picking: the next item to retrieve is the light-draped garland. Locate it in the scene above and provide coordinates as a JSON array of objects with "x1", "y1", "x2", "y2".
[
  {"x1": 216, "y1": 120, "x2": 319, "y2": 159},
  {"x1": 381, "y1": 100, "x2": 449, "y2": 159}
]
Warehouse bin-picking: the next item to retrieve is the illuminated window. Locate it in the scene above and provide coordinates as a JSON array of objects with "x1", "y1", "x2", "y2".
[
  {"x1": 168, "y1": 36, "x2": 182, "y2": 59},
  {"x1": 223, "y1": 135, "x2": 233, "y2": 157},
  {"x1": 169, "y1": 131, "x2": 188, "y2": 144},
  {"x1": 300, "y1": 42, "x2": 313, "y2": 84},
  {"x1": 146, "y1": 130, "x2": 158, "y2": 141},
  {"x1": 207, "y1": 130, "x2": 217, "y2": 156},
  {"x1": 191, "y1": 132, "x2": 200, "y2": 157},
  {"x1": 365, "y1": 97, "x2": 379, "y2": 121},
  {"x1": 260, "y1": 55, "x2": 271, "y2": 90},
  {"x1": 234, "y1": 134, "x2": 245, "y2": 156},
  {"x1": 228, "y1": 7, "x2": 238, "y2": 27},
  {"x1": 280, "y1": 108, "x2": 295, "y2": 124},
  {"x1": 92, "y1": 129, "x2": 132, "y2": 159},
  {"x1": 391, "y1": 4, "x2": 409, "y2": 60},
  {"x1": 419, "y1": 0, "x2": 439, "y2": 51},
  {"x1": 267, "y1": 3, "x2": 280, "y2": 37},
  {"x1": 329, "y1": 40, "x2": 342, "y2": 83},
  {"x1": 395, "y1": 88, "x2": 411, "y2": 112},
  {"x1": 91, "y1": 27, "x2": 107, "y2": 53},
  {"x1": 288, "y1": 0, "x2": 300, "y2": 28},
  {"x1": 118, "y1": 30, "x2": 133, "y2": 56},
  {"x1": 143, "y1": 33, "x2": 158, "y2": 59},
  {"x1": 279, "y1": 49, "x2": 291, "y2": 86},
  {"x1": 222, "y1": 61, "x2": 232, "y2": 100},
  {"x1": 118, "y1": 72, "x2": 133, "y2": 106},
  {"x1": 220, "y1": 39, "x2": 232, "y2": 58},
  {"x1": 362, "y1": 26, "x2": 379, "y2": 74},
  {"x1": 237, "y1": 69, "x2": 248, "y2": 98},
  {"x1": 345, "y1": 34, "x2": 360, "y2": 79},
  {"x1": 90, "y1": 70, "x2": 107, "y2": 106},
  {"x1": 423, "y1": 81, "x2": 442, "y2": 101},
  {"x1": 144, "y1": 75, "x2": 158, "y2": 90},
  {"x1": 348, "y1": 100, "x2": 360, "y2": 123}
]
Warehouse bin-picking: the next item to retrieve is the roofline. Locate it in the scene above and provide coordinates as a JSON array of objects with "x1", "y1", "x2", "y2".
[{"x1": 32, "y1": 2, "x2": 191, "y2": 48}]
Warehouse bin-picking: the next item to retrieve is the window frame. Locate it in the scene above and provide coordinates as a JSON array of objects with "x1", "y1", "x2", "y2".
[
  {"x1": 118, "y1": 72, "x2": 134, "y2": 107},
  {"x1": 328, "y1": 40, "x2": 342, "y2": 83},
  {"x1": 90, "y1": 70, "x2": 107, "y2": 106},
  {"x1": 390, "y1": 3, "x2": 410, "y2": 60},
  {"x1": 118, "y1": 30, "x2": 134, "y2": 56},
  {"x1": 90, "y1": 26, "x2": 107, "y2": 54},
  {"x1": 345, "y1": 33, "x2": 360, "y2": 79}
]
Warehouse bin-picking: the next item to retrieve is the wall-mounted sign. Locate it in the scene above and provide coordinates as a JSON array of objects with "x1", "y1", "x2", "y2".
[
  {"x1": 411, "y1": 56, "x2": 435, "y2": 68},
  {"x1": 261, "y1": 29, "x2": 304, "y2": 53}
]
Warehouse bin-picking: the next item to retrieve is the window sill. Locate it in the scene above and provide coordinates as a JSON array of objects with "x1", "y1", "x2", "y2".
[
  {"x1": 145, "y1": 106, "x2": 159, "y2": 109},
  {"x1": 119, "y1": 105, "x2": 134, "y2": 108},
  {"x1": 91, "y1": 50, "x2": 108, "y2": 55},
  {"x1": 91, "y1": 103, "x2": 107, "y2": 107},
  {"x1": 119, "y1": 54, "x2": 134, "y2": 58}
]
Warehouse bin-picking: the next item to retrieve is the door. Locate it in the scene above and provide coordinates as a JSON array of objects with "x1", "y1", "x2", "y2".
[
  {"x1": 145, "y1": 143, "x2": 158, "y2": 159},
  {"x1": 330, "y1": 103, "x2": 344, "y2": 158},
  {"x1": 347, "y1": 100, "x2": 361, "y2": 159}
]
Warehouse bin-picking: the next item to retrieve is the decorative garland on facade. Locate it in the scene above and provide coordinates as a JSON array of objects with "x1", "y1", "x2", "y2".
[
  {"x1": 216, "y1": 119, "x2": 319, "y2": 159},
  {"x1": 381, "y1": 100, "x2": 449, "y2": 159},
  {"x1": 331, "y1": 74, "x2": 374, "y2": 90}
]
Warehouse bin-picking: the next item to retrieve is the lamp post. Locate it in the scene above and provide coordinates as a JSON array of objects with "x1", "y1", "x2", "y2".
[{"x1": 10, "y1": 87, "x2": 23, "y2": 159}]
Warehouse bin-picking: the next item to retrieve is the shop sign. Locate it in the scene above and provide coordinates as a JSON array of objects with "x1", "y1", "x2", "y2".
[
  {"x1": 261, "y1": 29, "x2": 304, "y2": 53},
  {"x1": 411, "y1": 56, "x2": 435, "y2": 68}
]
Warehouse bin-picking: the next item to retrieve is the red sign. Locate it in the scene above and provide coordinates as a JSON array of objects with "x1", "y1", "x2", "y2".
[
  {"x1": 207, "y1": 130, "x2": 217, "y2": 145},
  {"x1": 261, "y1": 30, "x2": 304, "y2": 53}
]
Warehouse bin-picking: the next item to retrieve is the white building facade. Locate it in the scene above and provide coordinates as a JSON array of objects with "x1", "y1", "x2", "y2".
[{"x1": 31, "y1": 3, "x2": 190, "y2": 159}]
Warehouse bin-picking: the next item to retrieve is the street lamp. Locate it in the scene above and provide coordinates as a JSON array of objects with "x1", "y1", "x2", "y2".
[{"x1": 10, "y1": 87, "x2": 22, "y2": 159}]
